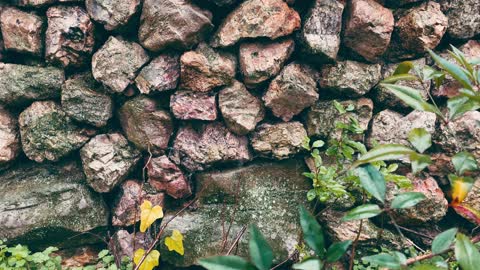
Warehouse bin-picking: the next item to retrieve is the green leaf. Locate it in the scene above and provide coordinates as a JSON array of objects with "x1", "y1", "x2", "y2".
[
  {"x1": 410, "y1": 152, "x2": 432, "y2": 174},
  {"x1": 411, "y1": 264, "x2": 445, "y2": 270},
  {"x1": 312, "y1": 140, "x2": 325, "y2": 148},
  {"x1": 362, "y1": 253, "x2": 402, "y2": 269},
  {"x1": 98, "y1": 250, "x2": 109, "y2": 259},
  {"x1": 428, "y1": 49, "x2": 473, "y2": 90},
  {"x1": 299, "y1": 206, "x2": 325, "y2": 257},
  {"x1": 432, "y1": 228, "x2": 458, "y2": 254},
  {"x1": 292, "y1": 258, "x2": 323, "y2": 270},
  {"x1": 342, "y1": 204, "x2": 382, "y2": 222},
  {"x1": 248, "y1": 225, "x2": 273, "y2": 270},
  {"x1": 353, "y1": 144, "x2": 415, "y2": 167},
  {"x1": 452, "y1": 152, "x2": 478, "y2": 176},
  {"x1": 455, "y1": 233, "x2": 480, "y2": 270},
  {"x1": 382, "y1": 74, "x2": 419, "y2": 84},
  {"x1": 379, "y1": 83, "x2": 441, "y2": 115},
  {"x1": 355, "y1": 165, "x2": 386, "y2": 203},
  {"x1": 447, "y1": 94, "x2": 480, "y2": 120},
  {"x1": 394, "y1": 61, "x2": 415, "y2": 75},
  {"x1": 391, "y1": 192, "x2": 426, "y2": 209},
  {"x1": 333, "y1": 100, "x2": 346, "y2": 114},
  {"x1": 408, "y1": 128, "x2": 432, "y2": 153},
  {"x1": 198, "y1": 256, "x2": 255, "y2": 270},
  {"x1": 449, "y1": 46, "x2": 474, "y2": 75},
  {"x1": 326, "y1": 240, "x2": 352, "y2": 262}
]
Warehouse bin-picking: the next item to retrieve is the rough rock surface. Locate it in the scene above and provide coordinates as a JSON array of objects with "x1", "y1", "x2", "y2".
[
  {"x1": 109, "y1": 230, "x2": 153, "y2": 260},
  {"x1": 86, "y1": 0, "x2": 141, "y2": 31},
  {"x1": 159, "y1": 160, "x2": 311, "y2": 266},
  {"x1": 179, "y1": 43, "x2": 236, "y2": 92},
  {"x1": 343, "y1": 0, "x2": 394, "y2": 62},
  {"x1": 170, "y1": 91, "x2": 217, "y2": 121},
  {"x1": 61, "y1": 73, "x2": 113, "y2": 127},
  {"x1": 171, "y1": 122, "x2": 252, "y2": 172},
  {"x1": 118, "y1": 96, "x2": 173, "y2": 155},
  {"x1": 368, "y1": 110, "x2": 437, "y2": 147},
  {"x1": 0, "y1": 63, "x2": 65, "y2": 106},
  {"x1": 211, "y1": 0, "x2": 301, "y2": 47},
  {"x1": 219, "y1": 81, "x2": 264, "y2": 135},
  {"x1": 319, "y1": 60, "x2": 382, "y2": 97},
  {"x1": 384, "y1": 0, "x2": 423, "y2": 8},
  {"x1": 442, "y1": 0, "x2": 480, "y2": 39},
  {"x1": 111, "y1": 179, "x2": 165, "y2": 227},
  {"x1": 298, "y1": 0, "x2": 344, "y2": 63},
  {"x1": 19, "y1": 101, "x2": 89, "y2": 163},
  {"x1": 0, "y1": 7, "x2": 43, "y2": 55},
  {"x1": 147, "y1": 155, "x2": 192, "y2": 199},
  {"x1": 0, "y1": 107, "x2": 20, "y2": 166},
  {"x1": 12, "y1": 0, "x2": 82, "y2": 7},
  {"x1": 80, "y1": 133, "x2": 141, "y2": 193},
  {"x1": 263, "y1": 63, "x2": 318, "y2": 121},
  {"x1": 135, "y1": 54, "x2": 180, "y2": 95},
  {"x1": 56, "y1": 246, "x2": 101, "y2": 269},
  {"x1": 239, "y1": 39, "x2": 294, "y2": 87},
  {"x1": 92, "y1": 36, "x2": 149, "y2": 93},
  {"x1": 251, "y1": 122, "x2": 307, "y2": 160},
  {"x1": 45, "y1": 6, "x2": 95, "y2": 68},
  {"x1": 0, "y1": 162, "x2": 108, "y2": 246},
  {"x1": 138, "y1": 0, "x2": 213, "y2": 52}
]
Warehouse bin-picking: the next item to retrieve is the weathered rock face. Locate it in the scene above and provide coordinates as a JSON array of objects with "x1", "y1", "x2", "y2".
[
  {"x1": 80, "y1": 133, "x2": 141, "y2": 193},
  {"x1": 147, "y1": 155, "x2": 192, "y2": 199},
  {"x1": 86, "y1": 0, "x2": 141, "y2": 31},
  {"x1": 179, "y1": 43, "x2": 236, "y2": 92},
  {"x1": 45, "y1": 6, "x2": 95, "y2": 68},
  {"x1": 118, "y1": 96, "x2": 173, "y2": 155},
  {"x1": 263, "y1": 63, "x2": 318, "y2": 122},
  {"x1": 219, "y1": 81, "x2": 264, "y2": 135},
  {"x1": 239, "y1": 39, "x2": 294, "y2": 87},
  {"x1": 19, "y1": 101, "x2": 89, "y2": 163},
  {"x1": 57, "y1": 246, "x2": 101, "y2": 269},
  {"x1": 0, "y1": 7, "x2": 43, "y2": 56},
  {"x1": 170, "y1": 91, "x2": 217, "y2": 121},
  {"x1": 109, "y1": 230, "x2": 152, "y2": 260},
  {"x1": 61, "y1": 73, "x2": 113, "y2": 127},
  {"x1": 0, "y1": 162, "x2": 109, "y2": 246},
  {"x1": 0, "y1": 107, "x2": 20, "y2": 166},
  {"x1": 92, "y1": 36, "x2": 149, "y2": 93},
  {"x1": 368, "y1": 110, "x2": 437, "y2": 147},
  {"x1": 298, "y1": 0, "x2": 344, "y2": 63},
  {"x1": 159, "y1": 159, "x2": 311, "y2": 267},
  {"x1": 343, "y1": 0, "x2": 394, "y2": 62},
  {"x1": 442, "y1": 0, "x2": 480, "y2": 39},
  {"x1": 319, "y1": 60, "x2": 381, "y2": 97},
  {"x1": 111, "y1": 179, "x2": 165, "y2": 227},
  {"x1": 135, "y1": 54, "x2": 180, "y2": 95},
  {"x1": 138, "y1": 0, "x2": 213, "y2": 52},
  {"x1": 12, "y1": 0, "x2": 82, "y2": 7},
  {"x1": 251, "y1": 122, "x2": 307, "y2": 160},
  {"x1": 211, "y1": 0, "x2": 301, "y2": 47},
  {"x1": 171, "y1": 122, "x2": 252, "y2": 172}
]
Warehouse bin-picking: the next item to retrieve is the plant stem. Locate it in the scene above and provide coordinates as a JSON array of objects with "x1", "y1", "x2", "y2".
[
  {"x1": 226, "y1": 225, "x2": 247, "y2": 255},
  {"x1": 348, "y1": 219, "x2": 364, "y2": 270}
]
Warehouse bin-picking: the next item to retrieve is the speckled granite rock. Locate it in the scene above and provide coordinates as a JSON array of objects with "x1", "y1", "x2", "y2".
[
  {"x1": 441, "y1": 0, "x2": 480, "y2": 39},
  {"x1": 86, "y1": 0, "x2": 141, "y2": 31},
  {"x1": 109, "y1": 230, "x2": 153, "y2": 260},
  {"x1": 0, "y1": 107, "x2": 20, "y2": 166},
  {"x1": 147, "y1": 155, "x2": 192, "y2": 199},
  {"x1": 170, "y1": 91, "x2": 217, "y2": 121},
  {"x1": 0, "y1": 7, "x2": 43, "y2": 56},
  {"x1": 135, "y1": 54, "x2": 180, "y2": 95}
]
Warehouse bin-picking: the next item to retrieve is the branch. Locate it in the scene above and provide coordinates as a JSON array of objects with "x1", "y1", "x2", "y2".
[{"x1": 226, "y1": 225, "x2": 247, "y2": 255}]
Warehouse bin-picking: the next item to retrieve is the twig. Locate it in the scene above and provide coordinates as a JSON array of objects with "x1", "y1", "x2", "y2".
[
  {"x1": 221, "y1": 180, "x2": 241, "y2": 252},
  {"x1": 387, "y1": 212, "x2": 425, "y2": 253},
  {"x1": 226, "y1": 225, "x2": 247, "y2": 255},
  {"x1": 349, "y1": 219, "x2": 363, "y2": 270},
  {"x1": 270, "y1": 250, "x2": 298, "y2": 270},
  {"x1": 397, "y1": 225, "x2": 434, "y2": 240}
]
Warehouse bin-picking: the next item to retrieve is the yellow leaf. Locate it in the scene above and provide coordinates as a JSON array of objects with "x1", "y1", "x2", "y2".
[
  {"x1": 140, "y1": 200, "x2": 164, "y2": 233},
  {"x1": 450, "y1": 176, "x2": 474, "y2": 205},
  {"x1": 165, "y1": 230, "x2": 185, "y2": 255},
  {"x1": 134, "y1": 249, "x2": 160, "y2": 270}
]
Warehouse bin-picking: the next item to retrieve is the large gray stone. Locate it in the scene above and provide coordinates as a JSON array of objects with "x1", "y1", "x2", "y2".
[
  {"x1": 442, "y1": 0, "x2": 480, "y2": 39},
  {"x1": 86, "y1": 0, "x2": 141, "y2": 31}
]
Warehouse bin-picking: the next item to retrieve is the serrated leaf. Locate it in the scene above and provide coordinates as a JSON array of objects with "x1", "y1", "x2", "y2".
[
  {"x1": 408, "y1": 128, "x2": 432, "y2": 153},
  {"x1": 342, "y1": 204, "x2": 382, "y2": 222},
  {"x1": 432, "y1": 228, "x2": 458, "y2": 254},
  {"x1": 362, "y1": 253, "x2": 402, "y2": 269},
  {"x1": 292, "y1": 258, "x2": 323, "y2": 270},
  {"x1": 139, "y1": 200, "x2": 164, "y2": 232},
  {"x1": 379, "y1": 84, "x2": 441, "y2": 115},
  {"x1": 452, "y1": 152, "x2": 478, "y2": 176},
  {"x1": 382, "y1": 74, "x2": 419, "y2": 84},
  {"x1": 391, "y1": 192, "x2": 426, "y2": 209},
  {"x1": 410, "y1": 152, "x2": 432, "y2": 174},
  {"x1": 299, "y1": 206, "x2": 325, "y2": 257},
  {"x1": 249, "y1": 225, "x2": 273, "y2": 270},
  {"x1": 355, "y1": 165, "x2": 386, "y2": 203},
  {"x1": 428, "y1": 49, "x2": 473, "y2": 90},
  {"x1": 449, "y1": 175, "x2": 475, "y2": 205},
  {"x1": 326, "y1": 240, "x2": 352, "y2": 262},
  {"x1": 198, "y1": 256, "x2": 255, "y2": 270},
  {"x1": 353, "y1": 144, "x2": 416, "y2": 167},
  {"x1": 133, "y1": 249, "x2": 160, "y2": 270},
  {"x1": 165, "y1": 229, "x2": 184, "y2": 256},
  {"x1": 455, "y1": 233, "x2": 480, "y2": 270}
]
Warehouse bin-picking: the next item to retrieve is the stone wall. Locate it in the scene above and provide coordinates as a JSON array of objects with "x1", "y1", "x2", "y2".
[{"x1": 0, "y1": 0, "x2": 479, "y2": 268}]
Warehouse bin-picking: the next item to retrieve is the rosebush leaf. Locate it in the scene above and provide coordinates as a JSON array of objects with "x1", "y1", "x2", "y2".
[
  {"x1": 455, "y1": 233, "x2": 480, "y2": 270},
  {"x1": 432, "y1": 228, "x2": 458, "y2": 254},
  {"x1": 355, "y1": 164, "x2": 386, "y2": 203},
  {"x1": 342, "y1": 204, "x2": 382, "y2": 222},
  {"x1": 299, "y1": 206, "x2": 325, "y2": 257},
  {"x1": 198, "y1": 256, "x2": 255, "y2": 270},
  {"x1": 139, "y1": 200, "x2": 164, "y2": 233},
  {"x1": 292, "y1": 258, "x2": 323, "y2": 270},
  {"x1": 452, "y1": 151, "x2": 478, "y2": 176},
  {"x1": 353, "y1": 144, "x2": 415, "y2": 167},
  {"x1": 379, "y1": 84, "x2": 442, "y2": 115},
  {"x1": 362, "y1": 253, "x2": 402, "y2": 269},
  {"x1": 410, "y1": 152, "x2": 432, "y2": 174},
  {"x1": 248, "y1": 225, "x2": 273, "y2": 270},
  {"x1": 326, "y1": 240, "x2": 352, "y2": 262},
  {"x1": 408, "y1": 128, "x2": 432, "y2": 153},
  {"x1": 391, "y1": 192, "x2": 426, "y2": 209},
  {"x1": 428, "y1": 49, "x2": 473, "y2": 90}
]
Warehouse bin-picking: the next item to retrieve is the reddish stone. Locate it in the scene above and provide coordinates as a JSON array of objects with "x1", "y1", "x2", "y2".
[
  {"x1": 135, "y1": 54, "x2": 180, "y2": 95},
  {"x1": 0, "y1": 107, "x2": 20, "y2": 166},
  {"x1": 109, "y1": 230, "x2": 153, "y2": 260},
  {"x1": 0, "y1": 7, "x2": 43, "y2": 55},
  {"x1": 56, "y1": 246, "x2": 100, "y2": 269},
  {"x1": 147, "y1": 156, "x2": 192, "y2": 199},
  {"x1": 86, "y1": 0, "x2": 141, "y2": 31},
  {"x1": 170, "y1": 91, "x2": 217, "y2": 121}
]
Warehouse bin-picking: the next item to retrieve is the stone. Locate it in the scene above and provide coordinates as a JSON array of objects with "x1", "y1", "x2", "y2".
[
  {"x1": 206, "y1": 0, "x2": 238, "y2": 6},
  {"x1": 298, "y1": 0, "x2": 344, "y2": 63},
  {"x1": 159, "y1": 159, "x2": 311, "y2": 266},
  {"x1": 319, "y1": 60, "x2": 382, "y2": 97},
  {"x1": 92, "y1": 36, "x2": 149, "y2": 93},
  {"x1": 0, "y1": 63, "x2": 65, "y2": 106},
  {"x1": 0, "y1": 162, "x2": 109, "y2": 246},
  {"x1": 171, "y1": 122, "x2": 252, "y2": 172},
  {"x1": 453, "y1": 179, "x2": 480, "y2": 225},
  {"x1": 111, "y1": 179, "x2": 165, "y2": 226},
  {"x1": 86, "y1": 0, "x2": 141, "y2": 31},
  {"x1": 12, "y1": 0, "x2": 82, "y2": 7},
  {"x1": 138, "y1": 0, "x2": 213, "y2": 52},
  {"x1": 305, "y1": 98, "x2": 373, "y2": 139},
  {"x1": 442, "y1": 0, "x2": 480, "y2": 39},
  {"x1": 367, "y1": 110, "x2": 437, "y2": 148},
  {"x1": 57, "y1": 246, "x2": 101, "y2": 269},
  {"x1": 428, "y1": 153, "x2": 455, "y2": 186},
  {"x1": 80, "y1": 133, "x2": 141, "y2": 193},
  {"x1": 251, "y1": 121, "x2": 307, "y2": 160},
  {"x1": 263, "y1": 63, "x2": 319, "y2": 122},
  {"x1": 61, "y1": 73, "x2": 113, "y2": 127},
  {"x1": 170, "y1": 91, "x2": 217, "y2": 121},
  {"x1": 343, "y1": 0, "x2": 394, "y2": 62},
  {"x1": 0, "y1": 7, "x2": 43, "y2": 55},
  {"x1": 118, "y1": 95, "x2": 174, "y2": 155},
  {"x1": 109, "y1": 230, "x2": 153, "y2": 260},
  {"x1": 147, "y1": 156, "x2": 192, "y2": 199},
  {"x1": 45, "y1": 6, "x2": 95, "y2": 68},
  {"x1": 135, "y1": 54, "x2": 180, "y2": 95},
  {"x1": 0, "y1": 107, "x2": 20, "y2": 167},
  {"x1": 179, "y1": 43, "x2": 236, "y2": 92},
  {"x1": 211, "y1": 0, "x2": 301, "y2": 47},
  {"x1": 219, "y1": 81, "x2": 264, "y2": 135},
  {"x1": 384, "y1": 0, "x2": 424, "y2": 8},
  {"x1": 19, "y1": 101, "x2": 89, "y2": 163},
  {"x1": 239, "y1": 39, "x2": 294, "y2": 87}
]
